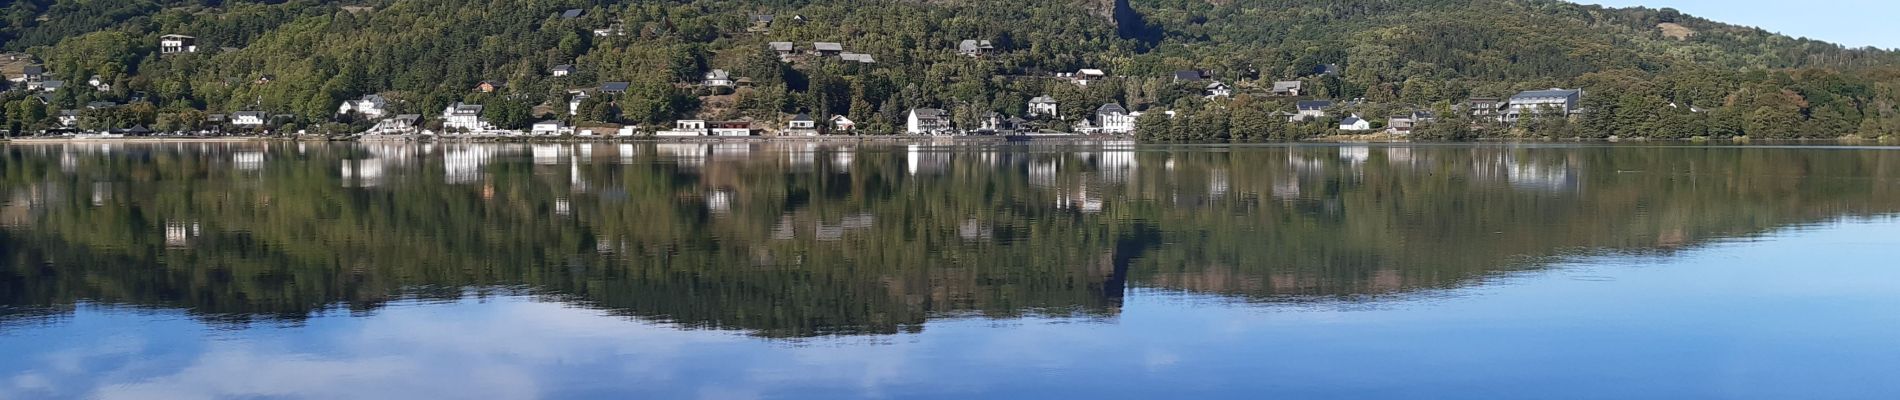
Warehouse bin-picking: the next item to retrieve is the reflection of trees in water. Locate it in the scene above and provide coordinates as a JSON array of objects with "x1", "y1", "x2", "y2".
[{"x1": 2, "y1": 143, "x2": 1897, "y2": 337}]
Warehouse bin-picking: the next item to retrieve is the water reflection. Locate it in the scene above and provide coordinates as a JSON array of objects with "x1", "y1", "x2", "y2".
[{"x1": 1, "y1": 142, "x2": 1898, "y2": 339}]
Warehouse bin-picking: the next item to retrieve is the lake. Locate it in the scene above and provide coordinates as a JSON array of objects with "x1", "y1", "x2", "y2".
[{"x1": 2, "y1": 141, "x2": 1898, "y2": 399}]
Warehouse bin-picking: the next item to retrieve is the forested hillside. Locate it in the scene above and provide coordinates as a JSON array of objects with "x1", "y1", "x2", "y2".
[{"x1": 2, "y1": 0, "x2": 1898, "y2": 139}]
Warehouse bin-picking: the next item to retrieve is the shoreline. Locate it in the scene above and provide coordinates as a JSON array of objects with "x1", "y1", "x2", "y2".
[{"x1": 4, "y1": 134, "x2": 1894, "y2": 145}]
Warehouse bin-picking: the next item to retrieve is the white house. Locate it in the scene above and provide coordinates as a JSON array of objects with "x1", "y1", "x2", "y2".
[
  {"x1": 784, "y1": 113, "x2": 819, "y2": 136},
  {"x1": 87, "y1": 75, "x2": 110, "y2": 92},
  {"x1": 550, "y1": 64, "x2": 575, "y2": 77},
  {"x1": 1096, "y1": 103, "x2": 1136, "y2": 134},
  {"x1": 1205, "y1": 81, "x2": 1233, "y2": 99},
  {"x1": 907, "y1": 108, "x2": 951, "y2": 135},
  {"x1": 531, "y1": 120, "x2": 571, "y2": 136},
  {"x1": 367, "y1": 114, "x2": 422, "y2": 135},
  {"x1": 1294, "y1": 100, "x2": 1333, "y2": 121},
  {"x1": 703, "y1": 69, "x2": 733, "y2": 87},
  {"x1": 567, "y1": 91, "x2": 589, "y2": 116},
  {"x1": 160, "y1": 35, "x2": 198, "y2": 54},
  {"x1": 441, "y1": 102, "x2": 491, "y2": 133},
  {"x1": 231, "y1": 111, "x2": 267, "y2": 127},
  {"x1": 1028, "y1": 95, "x2": 1058, "y2": 117},
  {"x1": 657, "y1": 120, "x2": 709, "y2": 136},
  {"x1": 1058, "y1": 69, "x2": 1107, "y2": 86},
  {"x1": 337, "y1": 94, "x2": 389, "y2": 119},
  {"x1": 1505, "y1": 88, "x2": 1583, "y2": 123},
  {"x1": 57, "y1": 110, "x2": 79, "y2": 127},
  {"x1": 1339, "y1": 114, "x2": 1372, "y2": 131},
  {"x1": 830, "y1": 115, "x2": 855, "y2": 133},
  {"x1": 711, "y1": 121, "x2": 754, "y2": 137}
]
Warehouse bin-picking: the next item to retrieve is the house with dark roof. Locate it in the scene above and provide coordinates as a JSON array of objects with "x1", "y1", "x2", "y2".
[
  {"x1": 1172, "y1": 70, "x2": 1211, "y2": 82},
  {"x1": 550, "y1": 64, "x2": 575, "y2": 77},
  {"x1": 160, "y1": 35, "x2": 198, "y2": 54},
  {"x1": 907, "y1": 108, "x2": 950, "y2": 134},
  {"x1": 1096, "y1": 103, "x2": 1136, "y2": 134},
  {"x1": 1293, "y1": 100, "x2": 1334, "y2": 121},
  {"x1": 1339, "y1": 114, "x2": 1372, "y2": 131},
  {"x1": 559, "y1": 9, "x2": 584, "y2": 19},
  {"x1": 769, "y1": 42, "x2": 797, "y2": 61},
  {"x1": 784, "y1": 113, "x2": 820, "y2": 136},
  {"x1": 1205, "y1": 81, "x2": 1232, "y2": 99},
  {"x1": 599, "y1": 82, "x2": 631, "y2": 94}
]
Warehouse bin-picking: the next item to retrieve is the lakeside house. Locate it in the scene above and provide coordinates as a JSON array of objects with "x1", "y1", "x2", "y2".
[
  {"x1": 1339, "y1": 114, "x2": 1372, "y2": 131},
  {"x1": 958, "y1": 40, "x2": 995, "y2": 57},
  {"x1": 567, "y1": 92, "x2": 589, "y2": 116},
  {"x1": 1028, "y1": 96, "x2": 1058, "y2": 117},
  {"x1": 160, "y1": 35, "x2": 198, "y2": 54},
  {"x1": 441, "y1": 102, "x2": 491, "y2": 133},
  {"x1": 1467, "y1": 97, "x2": 1506, "y2": 120},
  {"x1": 1272, "y1": 81, "x2": 1303, "y2": 96},
  {"x1": 337, "y1": 94, "x2": 388, "y2": 119},
  {"x1": 784, "y1": 113, "x2": 820, "y2": 136},
  {"x1": 1095, "y1": 103, "x2": 1136, "y2": 134},
  {"x1": 531, "y1": 120, "x2": 571, "y2": 136},
  {"x1": 57, "y1": 110, "x2": 79, "y2": 127},
  {"x1": 657, "y1": 120, "x2": 709, "y2": 136},
  {"x1": 830, "y1": 115, "x2": 855, "y2": 132},
  {"x1": 367, "y1": 114, "x2": 421, "y2": 135},
  {"x1": 1294, "y1": 100, "x2": 1333, "y2": 121},
  {"x1": 1386, "y1": 111, "x2": 1435, "y2": 135},
  {"x1": 232, "y1": 111, "x2": 267, "y2": 127},
  {"x1": 907, "y1": 108, "x2": 951, "y2": 135},
  {"x1": 711, "y1": 121, "x2": 755, "y2": 136},
  {"x1": 1505, "y1": 89, "x2": 1583, "y2": 123}
]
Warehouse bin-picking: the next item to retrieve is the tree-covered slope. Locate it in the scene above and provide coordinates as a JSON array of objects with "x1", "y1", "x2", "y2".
[{"x1": 2, "y1": 0, "x2": 1898, "y2": 139}]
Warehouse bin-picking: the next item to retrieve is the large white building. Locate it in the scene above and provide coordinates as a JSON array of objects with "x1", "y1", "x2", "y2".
[
  {"x1": 1505, "y1": 89, "x2": 1583, "y2": 123},
  {"x1": 337, "y1": 94, "x2": 389, "y2": 119},
  {"x1": 1095, "y1": 103, "x2": 1136, "y2": 134},
  {"x1": 160, "y1": 35, "x2": 198, "y2": 54},
  {"x1": 1028, "y1": 96, "x2": 1058, "y2": 118},
  {"x1": 907, "y1": 108, "x2": 951, "y2": 135},
  {"x1": 441, "y1": 102, "x2": 491, "y2": 133}
]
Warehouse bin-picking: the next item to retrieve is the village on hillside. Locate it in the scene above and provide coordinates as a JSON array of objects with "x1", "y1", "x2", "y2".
[{"x1": 1, "y1": 10, "x2": 1589, "y2": 141}]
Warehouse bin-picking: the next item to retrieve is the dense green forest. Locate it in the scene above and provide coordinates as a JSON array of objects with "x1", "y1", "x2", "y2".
[
  {"x1": 2, "y1": 0, "x2": 1899, "y2": 140},
  {"x1": 5, "y1": 143, "x2": 1899, "y2": 336}
]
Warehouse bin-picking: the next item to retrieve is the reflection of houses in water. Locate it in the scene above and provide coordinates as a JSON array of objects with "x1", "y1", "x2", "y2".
[
  {"x1": 958, "y1": 218, "x2": 994, "y2": 241},
  {"x1": 339, "y1": 158, "x2": 385, "y2": 188},
  {"x1": 1472, "y1": 153, "x2": 1582, "y2": 193},
  {"x1": 1029, "y1": 159, "x2": 1058, "y2": 188},
  {"x1": 554, "y1": 198, "x2": 572, "y2": 217},
  {"x1": 443, "y1": 146, "x2": 494, "y2": 184},
  {"x1": 91, "y1": 182, "x2": 112, "y2": 206},
  {"x1": 907, "y1": 145, "x2": 949, "y2": 176},
  {"x1": 711, "y1": 143, "x2": 752, "y2": 160},
  {"x1": 532, "y1": 145, "x2": 567, "y2": 165},
  {"x1": 1383, "y1": 147, "x2": 1415, "y2": 167},
  {"x1": 619, "y1": 144, "x2": 638, "y2": 164},
  {"x1": 1339, "y1": 146, "x2": 1370, "y2": 165},
  {"x1": 233, "y1": 152, "x2": 266, "y2": 171},
  {"x1": 813, "y1": 213, "x2": 876, "y2": 241},
  {"x1": 832, "y1": 150, "x2": 854, "y2": 172},
  {"x1": 1209, "y1": 169, "x2": 1230, "y2": 198},
  {"x1": 1506, "y1": 161, "x2": 1580, "y2": 192},
  {"x1": 1272, "y1": 176, "x2": 1301, "y2": 200},
  {"x1": 1056, "y1": 183, "x2": 1105, "y2": 214},
  {"x1": 164, "y1": 221, "x2": 200, "y2": 248},
  {"x1": 706, "y1": 190, "x2": 733, "y2": 214},
  {"x1": 656, "y1": 143, "x2": 708, "y2": 168}
]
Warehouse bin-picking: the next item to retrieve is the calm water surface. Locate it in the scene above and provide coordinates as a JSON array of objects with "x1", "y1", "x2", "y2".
[{"x1": 2, "y1": 142, "x2": 1898, "y2": 399}]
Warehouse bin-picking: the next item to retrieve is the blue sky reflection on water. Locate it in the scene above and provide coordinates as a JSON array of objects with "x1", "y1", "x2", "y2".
[{"x1": 3, "y1": 218, "x2": 1897, "y2": 400}]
